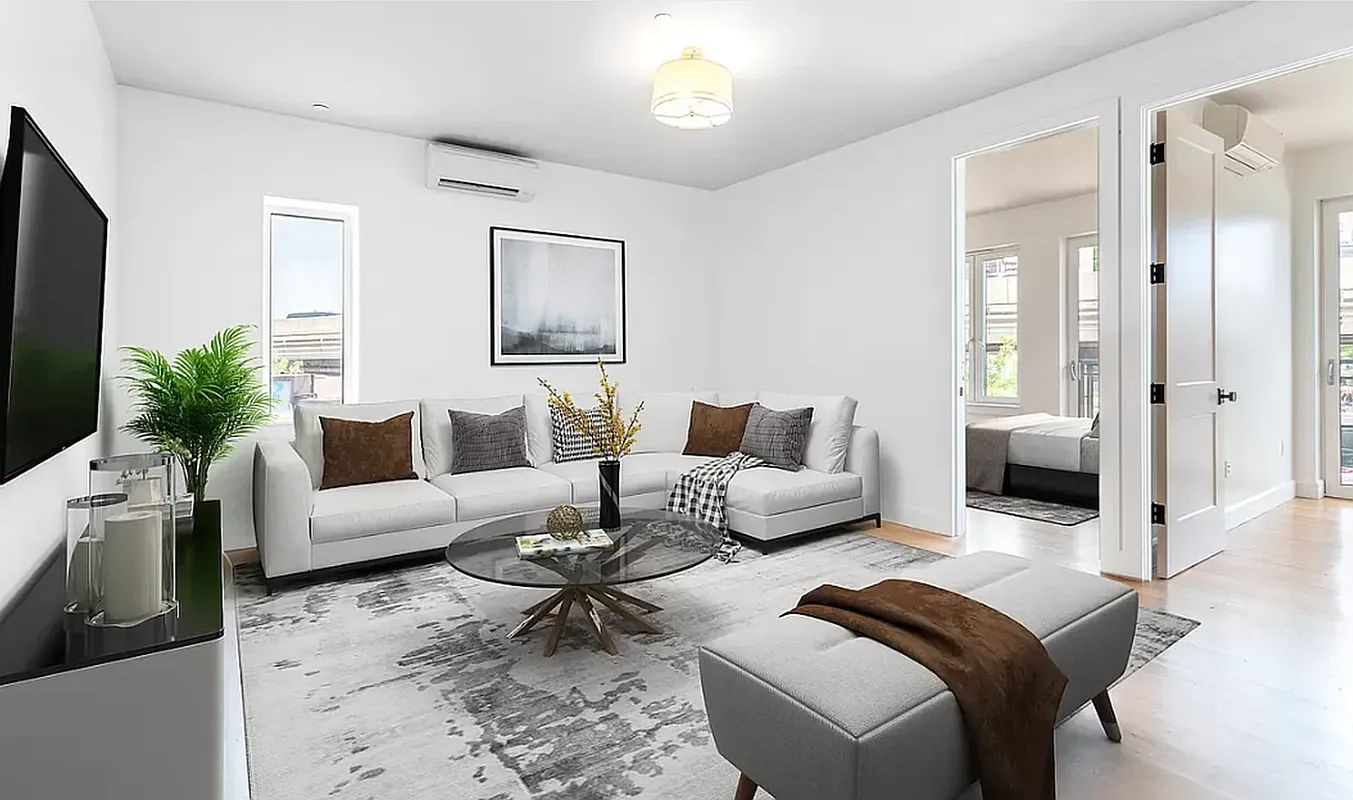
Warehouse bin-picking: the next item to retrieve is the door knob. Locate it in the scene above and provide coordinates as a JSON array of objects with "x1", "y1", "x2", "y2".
[{"x1": 1217, "y1": 388, "x2": 1237, "y2": 405}]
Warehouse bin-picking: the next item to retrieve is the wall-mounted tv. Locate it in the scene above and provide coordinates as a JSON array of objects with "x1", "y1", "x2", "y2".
[{"x1": 0, "y1": 107, "x2": 109, "y2": 483}]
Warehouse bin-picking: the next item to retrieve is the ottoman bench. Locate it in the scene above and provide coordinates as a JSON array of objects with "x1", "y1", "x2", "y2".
[{"x1": 698, "y1": 551, "x2": 1137, "y2": 800}]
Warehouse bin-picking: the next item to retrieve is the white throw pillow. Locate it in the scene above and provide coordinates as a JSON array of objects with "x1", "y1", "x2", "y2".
[
  {"x1": 754, "y1": 392, "x2": 858, "y2": 474},
  {"x1": 293, "y1": 400, "x2": 425, "y2": 489},
  {"x1": 632, "y1": 391, "x2": 718, "y2": 453},
  {"x1": 420, "y1": 395, "x2": 524, "y2": 477}
]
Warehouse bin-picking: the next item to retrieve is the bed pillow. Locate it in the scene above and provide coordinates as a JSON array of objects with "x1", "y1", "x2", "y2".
[
  {"x1": 756, "y1": 392, "x2": 858, "y2": 473},
  {"x1": 739, "y1": 404, "x2": 814, "y2": 470},
  {"x1": 1089, "y1": 413, "x2": 1101, "y2": 437},
  {"x1": 683, "y1": 401, "x2": 754, "y2": 457},
  {"x1": 449, "y1": 407, "x2": 532, "y2": 474},
  {"x1": 318, "y1": 413, "x2": 418, "y2": 489}
]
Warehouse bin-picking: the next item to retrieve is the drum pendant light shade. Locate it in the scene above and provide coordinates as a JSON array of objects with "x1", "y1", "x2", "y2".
[{"x1": 651, "y1": 47, "x2": 733, "y2": 129}]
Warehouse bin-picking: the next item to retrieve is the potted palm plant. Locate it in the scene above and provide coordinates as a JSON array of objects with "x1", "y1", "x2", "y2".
[
  {"x1": 539, "y1": 361, "x2": 643, "y2": 529},
  {"x1": 120, "y1": 325, "x2": 272, "y2": 529}
]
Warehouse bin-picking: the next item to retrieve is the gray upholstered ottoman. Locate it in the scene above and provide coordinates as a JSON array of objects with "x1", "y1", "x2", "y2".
[{"x1": 699, "y1": 552, "x2": 1137, "y2": 800}]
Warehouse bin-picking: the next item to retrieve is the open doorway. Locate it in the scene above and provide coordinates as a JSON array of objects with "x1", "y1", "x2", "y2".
[
  {"x1": 959, "y1": 124, "x2": 1102, "y2": 547},
  {"x1": 1147, "y1": 54, "x2": 1353, "y2": 577}
]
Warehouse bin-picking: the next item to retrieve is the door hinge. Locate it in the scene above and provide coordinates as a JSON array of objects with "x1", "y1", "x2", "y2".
[
  {"x1": 1150, "y1": 383, "x2": 1165, "y2": 404},
  {"x1": 1149, "y1": 142, "x2": 1165, "y2": 165},
  {"x1": 1149, "y1": 262, "x2": 1165, "y2": 284},
  {"x1": 1151, "y1": 502, "x2": 1165, "y2": 526}
]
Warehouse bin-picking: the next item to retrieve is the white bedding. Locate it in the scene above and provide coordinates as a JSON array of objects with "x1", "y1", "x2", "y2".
[{"x1": 1007, "y1": 416, "x2": 1094, "y2": 472}]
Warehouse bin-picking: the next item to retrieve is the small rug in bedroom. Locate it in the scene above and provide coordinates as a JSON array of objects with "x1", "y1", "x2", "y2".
[
  {"x1": 967, "y1": 490, "x2": 1099, "y2": 526},
  {"x1": 234, "y1": 533, "x2": 1195, "y2": 800}
]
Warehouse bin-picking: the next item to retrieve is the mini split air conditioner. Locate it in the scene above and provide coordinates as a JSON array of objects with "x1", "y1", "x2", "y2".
[
  {"x1": 1202, "y1": 103, "x2": 1284, "y2": 176},
  {"x1": 424, "y1": 143, "x2": 538, "y2": 201}
]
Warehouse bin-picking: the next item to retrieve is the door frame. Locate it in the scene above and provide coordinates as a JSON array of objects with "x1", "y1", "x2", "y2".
[
  {"x1": 1320, "y1": 197, "x2": 1353, "y2": 498},
  {"x1": 950, "y1": 101, "x2": 1119, "y2": 548}
]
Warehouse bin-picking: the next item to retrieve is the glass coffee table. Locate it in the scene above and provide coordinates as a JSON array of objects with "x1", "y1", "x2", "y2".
[{"x1": 445, "y1": 507, "x2": 723, "y2": 656}]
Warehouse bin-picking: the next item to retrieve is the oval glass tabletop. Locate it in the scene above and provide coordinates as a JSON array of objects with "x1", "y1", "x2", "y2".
[{"x1": 444, "y1": 507, "x2": 723, "y2": 589}]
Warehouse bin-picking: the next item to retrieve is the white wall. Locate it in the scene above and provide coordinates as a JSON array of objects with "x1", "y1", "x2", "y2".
[
  {"x1": 1289, "y1": 142, "x2": 1353, "y2": 499},
  {"x1": 965, "y1": 192, "x2": 1097, "y2": 419},
  {"x1": 0, "y1": 0, "x2": 117, "y2": 617},
  {"x1": 114, "y1": 88, "x2": 717, "y2": 549},
  {"x1": 710, "y1": 3, "x2": 1353, "y2": 577}
]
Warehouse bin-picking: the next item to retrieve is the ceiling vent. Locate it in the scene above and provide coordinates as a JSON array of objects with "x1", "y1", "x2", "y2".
[
  {"x1": 1202, "y1": 103, "x2": 1284, "y2": 176},
  {"x1": 425, "y1": 143, "x2": 538, "y2": 201}
]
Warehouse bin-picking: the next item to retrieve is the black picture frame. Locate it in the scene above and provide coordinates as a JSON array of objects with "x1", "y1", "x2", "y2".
[{"x1": 489, "y1": 226, "x2": 627, "y2": 366}]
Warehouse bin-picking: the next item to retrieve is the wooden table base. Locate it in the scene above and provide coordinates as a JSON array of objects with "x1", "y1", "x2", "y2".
[{"x1": 507, "y1": 586, "x2": 662, "y2": 656}]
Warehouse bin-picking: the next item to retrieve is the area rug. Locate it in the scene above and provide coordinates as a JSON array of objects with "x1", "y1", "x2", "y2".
[
  {"x1": 966, "y1": 490, "x2": 1099, "y2": 526},
  {"x1": 235, "y1": 533, "x2": 1195, "y2": 800}
]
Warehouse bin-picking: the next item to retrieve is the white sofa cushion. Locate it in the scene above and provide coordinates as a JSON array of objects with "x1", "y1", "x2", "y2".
[
  {"x1": 294, "y1": 400, "x2": 426, "y2": 489},
  {"x1": 618, "y1": 453, "x2": 715, "y2": 487},
  {"x1": 630, "y1": 391, "x2": 718, "y2": 454},
  {"x1": 420, "y1": 395, "x2": 524, "y2": 477},
  {"x1": 430, "y1": 467, "x2": 571, "y2": 521},
  {"x1": 725, "y1": 468, "x2": 863, "y2": 516},
  {"x1": 523, "y1": 392, "x2": 553, "y2": 465},
  {"x1": 537, "y1": 457, "x2": 672, "y2": 503},
  {"x1": 713, "y1": 389, "x2": 758, "y2": 407},
  {"x1": 755, "y1": 392, "x2": 859, "y2": 474},
  {"x1": 311, "y1": 479, "x2": 457, "y2": 544}
]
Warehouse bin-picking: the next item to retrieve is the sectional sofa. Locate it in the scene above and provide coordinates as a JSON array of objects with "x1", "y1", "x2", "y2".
[{"x1": 252, "y1": 390, "x2": 880, "y2": 582}]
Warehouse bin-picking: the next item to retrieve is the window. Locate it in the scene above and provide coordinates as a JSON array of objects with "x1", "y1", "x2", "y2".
[
  {"x1": 1065, "y1": 234, "x2": 1099, "y2": 417},
  {"x1": 963, "y1": 247, "x2": 1019, "y2": 403},
  {"x1": 264, "y1": 197, "x2": 357, "y2": 414}
]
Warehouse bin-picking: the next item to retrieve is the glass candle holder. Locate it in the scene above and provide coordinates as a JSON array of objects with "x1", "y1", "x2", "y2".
[
  {"x1": 87, "y1": 454, "x2": 178, "y2": 627},
  {"x1": 65, "y1": 493, "x2": 129, "y2": 614}
]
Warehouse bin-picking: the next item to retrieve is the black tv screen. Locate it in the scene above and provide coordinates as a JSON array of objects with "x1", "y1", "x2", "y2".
[{"x1": 0, "y1": 107, "x2": 109, "y2": 482}]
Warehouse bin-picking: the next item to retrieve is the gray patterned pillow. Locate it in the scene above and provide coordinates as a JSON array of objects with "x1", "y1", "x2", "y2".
[
  {"x1": 739, "y1": 404, "x2": 813, "y2": 470},
  {"x1": 449, "y1": 407, "x2": 531, "y2": 474}
]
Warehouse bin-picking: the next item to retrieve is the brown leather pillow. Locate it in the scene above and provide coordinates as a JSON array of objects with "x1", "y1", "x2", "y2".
[
  {"x1": 683, "y1": 401, "x2": 755, "y2": 457},
  {"x1": 319, "y1": 412, "x2": 418, "y2": 489}
]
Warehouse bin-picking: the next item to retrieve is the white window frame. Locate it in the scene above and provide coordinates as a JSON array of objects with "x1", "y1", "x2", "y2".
[
  {"x1": 1063, "y1": 233, "x2": 1099, "y2": 416},
  {"x1": 965, "y1": 245, "x2": 1020, "y2": 406},
  {"x1": 261, "y1": 196, "x2": 359, "y2": 418}
]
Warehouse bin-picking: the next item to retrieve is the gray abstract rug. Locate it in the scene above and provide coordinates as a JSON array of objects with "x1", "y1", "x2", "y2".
[
  {"x1": 966, "y1": 490, "x2": 1100, "y2": 526},
  {"x1": 235, "y1": 533, "x2": 1196, "y2": 800}
]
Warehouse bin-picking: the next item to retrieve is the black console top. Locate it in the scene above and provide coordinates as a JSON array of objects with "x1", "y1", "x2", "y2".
[{"x1": 0, "y1": 504, "x2": 225, "y2": 687}]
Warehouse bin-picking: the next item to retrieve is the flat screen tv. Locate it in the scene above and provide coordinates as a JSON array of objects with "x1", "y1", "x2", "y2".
[{"x1": 0, "y1": 107, "x2": 109, "y2": 483}]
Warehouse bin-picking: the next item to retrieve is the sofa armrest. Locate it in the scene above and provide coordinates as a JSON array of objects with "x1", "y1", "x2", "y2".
[
  {"x1": 253, "y1": 441, "x2": 314, "y2": 578},
  {"x1": 845, "y1": 425, "x2": 879, "y2": 517}
]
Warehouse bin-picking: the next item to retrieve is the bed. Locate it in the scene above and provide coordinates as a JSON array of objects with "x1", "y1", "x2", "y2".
[{"x1": 967, "y1": 413, "x2": 1099, "y2": 508}]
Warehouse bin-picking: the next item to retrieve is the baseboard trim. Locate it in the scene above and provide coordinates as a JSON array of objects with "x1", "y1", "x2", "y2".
[
  {"x1": 1295, "y1": 478, "x2": 1325, "y2": 499},
  {"x1": 1225, "y1": 481, "x2": 1296, "y2": 531}
]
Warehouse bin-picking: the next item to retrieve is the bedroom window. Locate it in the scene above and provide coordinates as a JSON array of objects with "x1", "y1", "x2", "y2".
[
  {"x1": 964, "y1": 247, "x2": 1019, "y2": 404},
  {"x1": 263, "y1": 197, "x2": 359, "y2": 414}
]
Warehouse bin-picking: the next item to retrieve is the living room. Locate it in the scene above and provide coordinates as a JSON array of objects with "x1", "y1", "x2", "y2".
[{"x1": 3, "y1": 2, "x2": 1353, "y2": 800}]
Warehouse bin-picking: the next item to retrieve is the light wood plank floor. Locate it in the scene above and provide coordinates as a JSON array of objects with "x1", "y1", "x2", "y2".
[{"x1": 866, "y1": 498, "x2": 1353, "y2": 799}]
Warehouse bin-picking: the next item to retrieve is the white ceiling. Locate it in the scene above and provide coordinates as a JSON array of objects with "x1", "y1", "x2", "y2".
[
  {"x1": 89, "y1": 1, "x2": 1239, "y2": 189},
  {"x1": 966, "y1": 125, "x2": 1097, "y2": 215},
  {"x1": 1212, "y1": 55, "x2": 1353, "y2": 152}
]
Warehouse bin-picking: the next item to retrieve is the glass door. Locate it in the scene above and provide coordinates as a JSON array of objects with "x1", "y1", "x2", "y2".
[
  {"x1": 1322, "y1": 199, "x2": 1353, "y2": 498},
  {"x1": 1065, "y1": 234, "x2": 1099, "y2": 418}
]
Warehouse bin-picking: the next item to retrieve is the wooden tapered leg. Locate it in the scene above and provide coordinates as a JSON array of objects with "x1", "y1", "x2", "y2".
[
  {"x1": 734, "y1": 773, "x2": 758, "y2": 800},
  {"x1": 506, "y1": 590, "x2": 566, "y2": 639},
  {"x1": 543, "y1": 590, "x2": 576, "y2": 657},
  {"x1": 1092, "y1": 689, "x2": 1122, "y2": 742},
  {"x1": 584, "y1": 588, "x2": 661, "y2": 633},
  {"x1": 573, "y1": 591, "x2": 619, "y2": 655},
  {"x1": 599, "y1": 586, "x2": 662, "y2": 613}
]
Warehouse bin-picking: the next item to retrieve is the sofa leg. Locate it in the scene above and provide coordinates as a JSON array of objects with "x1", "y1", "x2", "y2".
[
  {"x1": 734, "y1": 773, "x2": 758, "y2": 800},
  {"x1": 873, "y1": 513, "x2": 882, "y2": 529},
  {"x1": 1091, "y1": 689, "x2": 1122, "y2": 743}
]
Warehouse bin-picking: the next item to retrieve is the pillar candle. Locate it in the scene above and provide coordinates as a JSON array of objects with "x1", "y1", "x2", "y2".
[{"x1": 101, "y1": 510, "x2": 163, "y2": 623}]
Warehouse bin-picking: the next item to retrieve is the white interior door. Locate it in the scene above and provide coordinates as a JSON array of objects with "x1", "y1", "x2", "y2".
[
  {"x1": 1320, "y1": 198, "x2": 1353, "y2": 499},
  {"x1": 1064, "y1": 234, "x2": 1100, "y2": 417},
  {"x1": 1151, "y1": 107, "x2": 1226, "y2": 579}
]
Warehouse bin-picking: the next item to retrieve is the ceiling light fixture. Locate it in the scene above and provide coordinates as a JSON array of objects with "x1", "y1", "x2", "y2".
[
  {"x1": 653, "y1": 11, "x2": 673, "y2": 23},
  {"x1": 650, "y1": 46, "x2": 732, "y2": 130},
  {"x1": 311, "y1": 102, "x2": 330, "y2": 112}
]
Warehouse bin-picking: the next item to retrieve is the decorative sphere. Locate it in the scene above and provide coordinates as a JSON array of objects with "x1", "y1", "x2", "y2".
[{"x1": 546, "y1": 505, "x2": 585, "y2": 539}]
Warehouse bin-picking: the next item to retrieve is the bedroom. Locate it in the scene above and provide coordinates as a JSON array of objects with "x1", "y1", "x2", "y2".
[{"x1": 961, "y1": 124, "x2": 1103, "y2": 533}]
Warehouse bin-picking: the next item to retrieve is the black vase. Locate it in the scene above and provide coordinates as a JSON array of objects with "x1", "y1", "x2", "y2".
[{"x1": 598, "y1": 459, "x2": 621, "y2": 529}]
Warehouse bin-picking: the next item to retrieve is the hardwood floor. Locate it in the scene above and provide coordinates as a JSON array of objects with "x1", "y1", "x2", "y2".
[{"x1": 866, "y1": 498, "x2": 1353, "y2": 799}]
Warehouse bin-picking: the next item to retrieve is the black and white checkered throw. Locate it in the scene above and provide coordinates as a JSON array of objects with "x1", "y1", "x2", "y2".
[{"x1": 666, "y1": 451, "x2": 765, "y2": 563}]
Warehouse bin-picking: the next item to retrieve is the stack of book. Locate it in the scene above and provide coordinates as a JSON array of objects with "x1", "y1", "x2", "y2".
[{"x1": 516, "y1": 530, "x2": 615, "y2": 559}]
